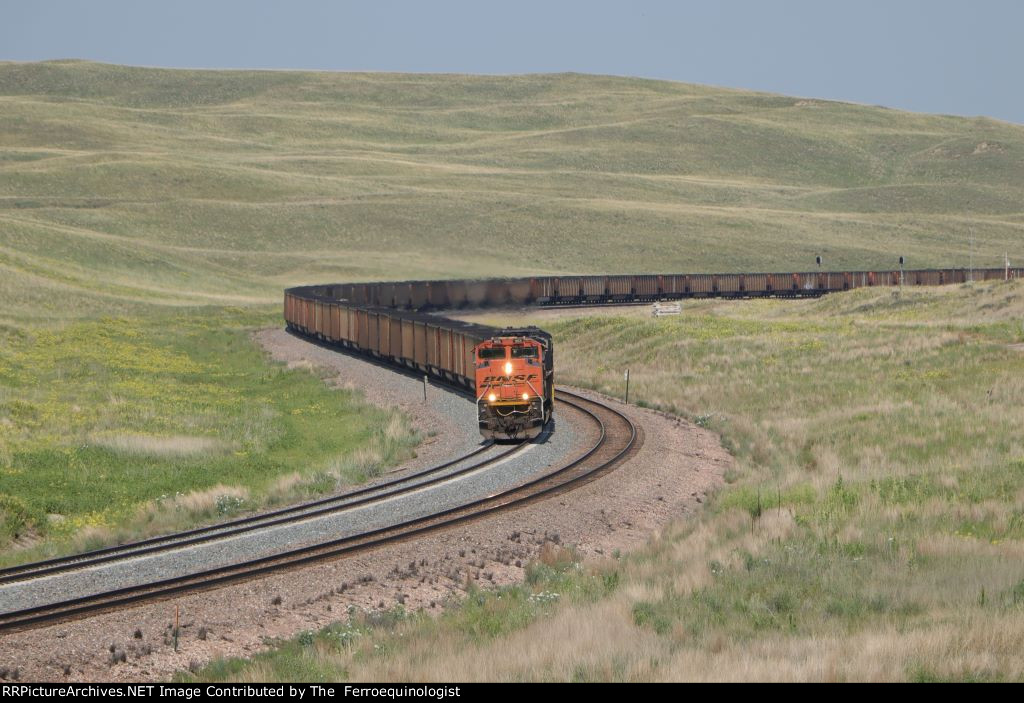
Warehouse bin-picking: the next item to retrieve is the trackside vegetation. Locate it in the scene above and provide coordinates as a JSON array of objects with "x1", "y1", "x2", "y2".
[{"x1": 0, "y1": 307, "x2": 419, "y2": 565}]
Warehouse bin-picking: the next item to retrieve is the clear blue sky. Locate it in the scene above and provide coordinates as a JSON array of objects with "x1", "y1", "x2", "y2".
[{"x1": 4, "y1": 0, "x2": 1023, "y2": 124}]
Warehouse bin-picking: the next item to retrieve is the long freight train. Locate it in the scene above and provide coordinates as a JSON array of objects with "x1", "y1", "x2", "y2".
[
  {"x1": 284, "y1": 267, "x2": 1018, "y2": 439},
  {"x1": 283, "y1": 287, "x2": 554, "y2": 440}
]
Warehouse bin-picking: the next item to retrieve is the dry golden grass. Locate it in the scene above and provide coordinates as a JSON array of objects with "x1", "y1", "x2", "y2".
[
  {"x1": 646, "y1": 614, "x2": 1024, "y2": 681},
  {"x1": 356, "y1": 604, "x2": 1024, "y2": 682},
  {"x1": 69, "y1": 484, "x2": 251, "y2": 552},
  {"x1": 91, "y1": 433, "x2": 230, "y2": 457}
]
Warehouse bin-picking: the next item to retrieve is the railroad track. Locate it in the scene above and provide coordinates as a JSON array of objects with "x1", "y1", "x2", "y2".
[
  {"x1": 0, "y1": 441, "x2": 524, "y2": 587},
  {"x1": 0, "y1": 388, "x2": 636, "y2": 633}
]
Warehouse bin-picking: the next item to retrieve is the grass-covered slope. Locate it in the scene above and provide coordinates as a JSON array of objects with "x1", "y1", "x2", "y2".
[
  {"x1": 2, "y1": 60, "x2": 1024, "y2": 325},
  {"x1": 0, "y1": 307, "x2": 419, "y2": 564}
]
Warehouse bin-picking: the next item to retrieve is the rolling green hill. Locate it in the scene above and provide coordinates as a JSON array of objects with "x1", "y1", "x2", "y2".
[{"x1": 2, "y1": 60, "x2": 1023, "y2": 326}]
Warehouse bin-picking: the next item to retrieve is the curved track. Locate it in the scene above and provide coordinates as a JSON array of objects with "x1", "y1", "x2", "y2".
[
  {"x1": 0, "y1": 441, "x2": 522, "y2": 587},
  {"x1": 0, "y1": 388, "x2": 636, "y2": 633}
]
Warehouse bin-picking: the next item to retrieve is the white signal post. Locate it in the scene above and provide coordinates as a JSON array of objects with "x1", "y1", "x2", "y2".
[
  {"x1": 969, "y1": 229, "x2": 975, "y2": 282},
  {"x1": 624, "y1": 368, "x2": 630, "y2": 405}
]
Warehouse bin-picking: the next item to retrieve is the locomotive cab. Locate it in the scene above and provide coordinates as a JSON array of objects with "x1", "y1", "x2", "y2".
[{"x1": 474, "y1": 327, "x2": 554, "y2": 441}]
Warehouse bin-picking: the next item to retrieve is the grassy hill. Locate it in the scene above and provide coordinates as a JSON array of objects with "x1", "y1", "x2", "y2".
[
  {"x1": 3, "y1": 62, "x2": 1024, "y2": 679},
  {"x1": 2, "y1": 60, "x2": 1024, "y2": 326}
]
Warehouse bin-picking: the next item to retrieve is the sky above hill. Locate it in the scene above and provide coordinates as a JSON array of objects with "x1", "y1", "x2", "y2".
[{"x1": 4, "y1": 0, "x2": 1022, "y2": 124}]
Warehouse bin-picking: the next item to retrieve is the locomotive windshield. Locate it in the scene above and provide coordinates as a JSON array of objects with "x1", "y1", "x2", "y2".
[
  {"x1": 510, "y1": 346, "x2": 538, "y2": 359},
  {"x1": 478, "y1": 347, "x2": 506, "y2": 360}
]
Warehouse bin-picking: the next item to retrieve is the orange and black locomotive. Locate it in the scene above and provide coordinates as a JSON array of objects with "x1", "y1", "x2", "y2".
[{"x1": 474, "y1": 327, "x2": 553, "y2": 440}]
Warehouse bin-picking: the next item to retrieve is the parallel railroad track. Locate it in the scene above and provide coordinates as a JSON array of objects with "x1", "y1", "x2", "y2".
[
  {"x1": 0, "y1": 441, "x2": 523, "y2": 587},
  {"x1": 0, "y1": 388, "x2": 637, "y2": 633}
]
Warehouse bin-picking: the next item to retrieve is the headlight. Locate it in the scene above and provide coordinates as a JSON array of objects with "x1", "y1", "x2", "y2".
[
  {"x1": 504, "y1": 362, "x2": 513, "y2": 375},
  {"x1": 522, "y1": 392, "x2": 529, "y2": 400},
  {"x1": 488, "y1": 393, "x2": 497, "y2": 402}
]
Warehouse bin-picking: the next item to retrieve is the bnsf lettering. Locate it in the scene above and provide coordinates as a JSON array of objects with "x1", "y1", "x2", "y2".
[{"x1": 482, "y1": 374, "x2": 538, "y2": 383}]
